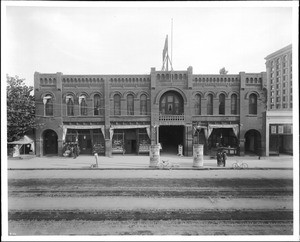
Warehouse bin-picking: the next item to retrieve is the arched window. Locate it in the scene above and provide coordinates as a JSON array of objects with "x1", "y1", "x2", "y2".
[
  {"x1": 94, "y1": 94, "x2": 101, "y2": 116},
  {"x1": 66, "y1": 95, "x2": 74, "y2": 116},
  {"x1": 194, "y1": 94, "x2": 201, "y2": 115},
  {"x1": 159, "y1": 91, "x2": 183, "y2": 115},
  {"x1": 249, "y1": 93, "x2": 257, "y2": 115},
  {"x1": 114, "y1": 94, "x2": 121, "y2": 115},
  {"x1": 44, "y1": 94, "x2": 53, "y2": 116},
  {"x1": 140, "y1": 94, "x2": 147, "y2": 115},
  {"x1": 79, "y1": 95, "x2": 87, "y2": 116},
  {"x1": 207, "y1": 94, "x2": 213, "y2": 115},
  {"x1": 231, "y1": 94, "x2": 238, "y2": 115},
  {"x1": 219, "y1": 94, "x2": 225, "y2": 115},
  {"x1": 127, "y1": 94, "x2": 134, "y2": 115}
]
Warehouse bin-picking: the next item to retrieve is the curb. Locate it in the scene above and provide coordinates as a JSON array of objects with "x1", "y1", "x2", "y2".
[{"x1": 8, "y1": 167, "x2": 293, "y2": 171}]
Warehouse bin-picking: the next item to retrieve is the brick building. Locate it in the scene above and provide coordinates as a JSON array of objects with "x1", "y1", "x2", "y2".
[
  {"x1": 34, "y1": 66, "x2": 267, "y2": 157},
  {"x1": 264, "y1": 44, "x2": 293, "y2": 156}
]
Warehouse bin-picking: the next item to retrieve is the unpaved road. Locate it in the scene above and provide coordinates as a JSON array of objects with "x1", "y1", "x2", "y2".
[{"x1": 6, "y1": 169, "x2": 293, "y2": 236}]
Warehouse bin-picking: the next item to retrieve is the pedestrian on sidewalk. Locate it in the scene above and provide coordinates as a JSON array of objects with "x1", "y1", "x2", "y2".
[
  {"x1": 222, "y1": 150, "x2": 227, "y2": 167},
  {"x1": 216, "y1": 149, "x2": 223, "y2": 167}
]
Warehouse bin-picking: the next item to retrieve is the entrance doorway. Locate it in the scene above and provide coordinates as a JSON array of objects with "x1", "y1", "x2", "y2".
[
  {"x1": 159, "y1": 126, "x2": 184, "y2": 154},
  {"x1": 245, "y1": 129, "x2": 261, "y2": 155},
  {"x1": 43, "y1": 129, "x2": 58, "y2": 155}
]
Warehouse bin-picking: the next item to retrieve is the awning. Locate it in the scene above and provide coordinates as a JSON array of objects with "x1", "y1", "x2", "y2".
[
  {"x1": 194, "y1": 125, "x2": 208, "y2": 139},
  {"x1": 109, "y1": 125, "x2": 151, "y2": 140},
  {"x1": 208, "y1": 124, "x2": 239, "y2": 138},
  {"x1": 8, "y1": 135, "x2": 35, "y2": 155},
  {"x1": 62, "y1": 125, "x2": 105, "y2": 141}
]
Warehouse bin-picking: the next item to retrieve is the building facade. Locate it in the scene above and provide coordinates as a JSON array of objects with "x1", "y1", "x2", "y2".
[
  {"x1": 264, "y1": 44, "x2": 293, "y2": 156},
  {"x1": 34, "y1": 67, "x2": 267, "y2": 157}
]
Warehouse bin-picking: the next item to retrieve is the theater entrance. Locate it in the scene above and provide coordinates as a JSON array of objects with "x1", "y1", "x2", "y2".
[{"x1": 159, "y1": 126, "x2": 184, "y2": 155}]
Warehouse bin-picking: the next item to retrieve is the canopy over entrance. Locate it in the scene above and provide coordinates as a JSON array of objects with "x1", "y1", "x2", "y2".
[{"x1": 8, "y1": 135, "x2": 35, "y2": 157}]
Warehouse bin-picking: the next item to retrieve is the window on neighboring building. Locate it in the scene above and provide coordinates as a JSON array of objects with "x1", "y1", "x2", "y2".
[
  {"x1": 194, "y1": 94, "x2": 201, "y2": 115},
  {"x1": 114, "y1": 94, "x2": 121, "y2": 115},
  {"x1": 249, "y1": 93, "x2": 257, "y2": 115},
  {"x1": 127, "y1": 94, "x2": 134, "y2": 115},
  {"x1": 44, "y1": 94, "x2": 53, "y2": 116},
  {"x1": 140, "y1": 94, "x2": 147, "y2": 115},
  {"x1": 94, "y1": 94, "x2": 101, "y2": 116},
  {"x1": 231, "y1": 94, "x2": 237, "y2": 115},
  {"x1": 207, "y1": 94, "x2": 213, "y2": 115},
  {"x1": 66, "y1": 95, "x2": 74, "y2": 116},
  {"x1": 79, "y1": 95, "x2": 87, "y2": 116},
  {"x1": 219, "y1": 94, "x2": 225, "y2": 115}
]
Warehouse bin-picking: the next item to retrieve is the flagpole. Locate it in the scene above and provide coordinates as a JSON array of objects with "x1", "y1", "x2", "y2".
[{"x1": 171, "y1": 18, "x2": 173, "y2": 85}]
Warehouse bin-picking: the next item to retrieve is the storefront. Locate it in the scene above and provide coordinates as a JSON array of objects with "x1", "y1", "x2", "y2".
[
  {"x1": 269, "y1": 124, "x2": 293, "y2": 155},
  {"x1": 110, "y1": 125, "x2": 151, "y2": 155},
  {"x1": 194, "y1": 124, "x2": 239, "y2": 156}
]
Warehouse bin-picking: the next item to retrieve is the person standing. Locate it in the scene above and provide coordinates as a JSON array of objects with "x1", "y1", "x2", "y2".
[
  {"x1": 222, "y1": 150, "x2": 227, "y2": 167},
  {"x1": 216, "y1": 149, "x2": 223, "y2": 167}
]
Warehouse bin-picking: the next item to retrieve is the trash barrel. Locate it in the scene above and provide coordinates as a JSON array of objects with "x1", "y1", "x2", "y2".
[{"x1": 193, "y1": 144, "x2": 204, "y2": 167}]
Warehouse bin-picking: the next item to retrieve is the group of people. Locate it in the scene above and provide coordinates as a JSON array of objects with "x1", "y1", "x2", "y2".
[
  {"x1": 62, "y1": 143, "x2": 80, "y2": 159},
  {"x1": 216, "y1": 149, "x2": 227, "y2": 167}
]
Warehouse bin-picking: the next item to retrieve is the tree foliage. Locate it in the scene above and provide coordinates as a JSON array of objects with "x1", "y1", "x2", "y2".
[
  {"x1": 219, "y1": 67, "x2": 228, "y2": 75},
  {"x1": 7, "y1": 75, "x2": 35, "y2": 142}
]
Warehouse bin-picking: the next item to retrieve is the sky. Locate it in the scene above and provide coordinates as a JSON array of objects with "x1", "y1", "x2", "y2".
[{"x1": 2, "y1": 2, "x2": 297, "y2": 87}]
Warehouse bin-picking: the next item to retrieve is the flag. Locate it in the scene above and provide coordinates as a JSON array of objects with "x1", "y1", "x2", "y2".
[{"x1": 162, "y1": 35, "x2": 168, "y2": 61}]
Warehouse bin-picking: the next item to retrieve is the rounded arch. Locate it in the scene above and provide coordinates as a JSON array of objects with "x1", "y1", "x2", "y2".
[
  {"x1": 244, "y1": 129, "x2": 262, "y2": 155},
  {"x1": 77, "y1": 92, "x2": 90, "y2": 99},
  {"x1": 228, "y1": 91, "x2": 240, "y2": 98},
  {"x1": 137, "y1": 91, "x2": 150, "y2": 99},
  {"x1": 90, "y1": 91, "x2": 103, "y2": 98},
  {"x1": 124, "y1": 91, "x2": 137, "y2": 98},
  {"x1": 244, "y1": 91, "x2": 260, "y2": 100},
  {"x1": 110, "y1": 91, "x2": 123, "y2": 99},
  {"x1": 154, "y1": 87, "x2": 187, "y2": 105},
  {"x1": 159, "y1": 90, "x2": 184, "y2": 115},
  {"x1": 216, "y1": 91, "x2": 228, "y2": 98},
  {"x1": 62, "y1": 92, "x2": 76, "y2": 103},
  {"x1": 192, "y1": 91, "x2": 204, "y2": 98},
  {"x1": 204, "y1": 91, "x2": 217, "y2": 99},
  {"x1": 42, "y1": 129, "x2": 58, "y2": 155},
  {"x1": 40, "y1": 91, "x2": 56, "y2": 101}
]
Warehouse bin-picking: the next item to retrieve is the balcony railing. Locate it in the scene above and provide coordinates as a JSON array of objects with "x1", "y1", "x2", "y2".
[{"x1": 158, "y1": 114, "x2": 185, "y2": 125}]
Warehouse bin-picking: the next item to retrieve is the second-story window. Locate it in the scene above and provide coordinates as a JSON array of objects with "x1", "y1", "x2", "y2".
[
  {"x1": 79, "y1": 95, "x2": 87, "y2": 116},
  {"x1": 194, "y1": 94, "x2": 201, "y2": 115},
  {"x1": 207, "y1": 94, "x2": 213, "y2": 115},
  {"x1": 114, "y1": 94, "x2": 121, "y2": 115},
  {"x1": 127, "y1": 94, "x2": 134, "y2": 115},
  {"x1": 94, "y1": 94, "x2": 101, "y2": 116},
  {"x1": 66, "y1": 95, "x2": 74, "y2": 116},
  {"x1": 44, "y1": 94, "x2": 53, "y2": 116},
  {"x1": 249, "y1": 93, "x2": 257, "y2": 115},
  {"x1": 140, "y1": 94, "x2": 147, "y2": 115},
  {"x1": 219, "y1": 94, "x2": 225, "y2": 115},
  {"x1": 231, "y1": 94, "x2": 237, "y2": 115}
]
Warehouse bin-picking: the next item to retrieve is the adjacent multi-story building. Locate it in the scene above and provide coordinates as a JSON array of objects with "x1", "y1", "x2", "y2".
[
  {"x1": 264, "y1": 44, "x2": 293, "y2": 156},
  {"x1": 34, "y1": 65, "x2": 267, "y2": 158}
]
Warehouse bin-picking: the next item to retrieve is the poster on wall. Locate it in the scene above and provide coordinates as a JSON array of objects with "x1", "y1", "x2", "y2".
[{"x1": 271, "y1": 125, "x2": 277, "y2": 134}]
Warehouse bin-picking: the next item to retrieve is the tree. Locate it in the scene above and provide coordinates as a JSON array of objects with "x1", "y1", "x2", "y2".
[
  {"x1": 7, "y1": 75, "x2": 35, "y2": 142},
  {"x1": 219, "y1": 67, "x2": 228, "y2": 75}
]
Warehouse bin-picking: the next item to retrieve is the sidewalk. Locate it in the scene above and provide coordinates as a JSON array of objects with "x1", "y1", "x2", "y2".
[{"x1": 7, "y1": 153, "x2": 293, "y2": 170}]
